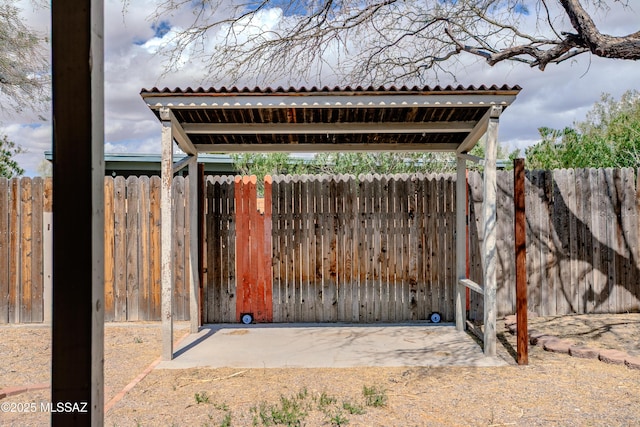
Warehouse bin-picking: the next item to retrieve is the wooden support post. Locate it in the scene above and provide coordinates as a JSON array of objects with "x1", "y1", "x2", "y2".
[
  {"x1": 51, "y1": 0, "x2": 104, "y2": 424},
  {"x1": 482, "y1": 106, "x2": 502, "y2": 357},
  {"x1": 514, "y1": 158, "x2": 528, "y2": 365},
  {"x1": 455, "y1": 156, "x2": 467, "y2": 331},
  {"x1": 466, "y1": 170, "x2": 470, "y2": 314},
  {"x1": 160, "y1": 108, "x2": 174, "y2": 360},
  {"x1": 188, "y1": 156, "x2": 200, "y2": 333},
  {"x1": 197, "y1": 163, "x2": 205, "y2": 326},
  {"x1": 42, "y1": 180, "x2": 53, "y2": 323}
]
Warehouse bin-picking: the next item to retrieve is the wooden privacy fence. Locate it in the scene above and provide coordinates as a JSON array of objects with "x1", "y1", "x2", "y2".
[
  {"x1": 1, "y1": 169, "x2": 639, "y2": 324},
  {"x1": 0, "y1": 177, "x2": 51, "y2": 323},
  {"x1": 103, "y1": 176, "x2": 192, "y2": 322},
  {"x1": 204, "y1": 173, "x2": 457, "y2": 323},
  {"x1": 271, "y1": 174, "x2": 456, "y2": 323},
  {"x1": 0, "y1": 176, "x2": 192, "y2": 324},
  {"x1": 468, "y1": 168, "x2": 640, "y2": 321}
]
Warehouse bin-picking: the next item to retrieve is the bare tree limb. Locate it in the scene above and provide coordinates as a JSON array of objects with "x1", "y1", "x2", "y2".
[{"x1": 150, "y1": 0, "x2": 640, "y2": 85}]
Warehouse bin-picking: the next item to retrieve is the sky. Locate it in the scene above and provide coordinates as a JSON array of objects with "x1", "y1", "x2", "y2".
[{"x1": 2, "y1": 0, "x2": 639, "y2": 176}]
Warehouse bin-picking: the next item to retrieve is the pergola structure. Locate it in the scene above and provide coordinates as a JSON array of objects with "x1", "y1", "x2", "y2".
[{"x1": 140, "y1": 85, "x2": 521, "y2": 360}]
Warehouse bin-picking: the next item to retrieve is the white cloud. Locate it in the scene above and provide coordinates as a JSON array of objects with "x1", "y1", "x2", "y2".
[
  {"x1": 1, "y1": 122, "x2": 52, "y2": 174},
  {"x1": 3, "y1": 1, "x2": 640, "y2": 175}
]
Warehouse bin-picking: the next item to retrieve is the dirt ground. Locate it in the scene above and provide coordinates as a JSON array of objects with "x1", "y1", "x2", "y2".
[{"x1": 1, "y1": 314, "x2": 640, "y2": 426}]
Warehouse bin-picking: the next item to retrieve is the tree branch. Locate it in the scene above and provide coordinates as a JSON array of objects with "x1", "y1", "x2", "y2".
[{"x1": 559, "y1": 0, "x2": 640, "y2": 59}]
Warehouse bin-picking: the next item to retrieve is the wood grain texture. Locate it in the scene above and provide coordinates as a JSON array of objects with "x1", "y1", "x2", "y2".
[
  {"x1": 2, "y1": 170, "x2": 639, "y2": 324},
  {"x1": 126, "y1": 176, "x2": 140, "y2": 321},
  {"x1": 0, "y1": 178, "x2": 9, "y2": 323}
]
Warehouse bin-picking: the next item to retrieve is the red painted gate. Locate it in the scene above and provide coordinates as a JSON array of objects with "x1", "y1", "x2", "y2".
[{"x1": 234, "y1": 176, "x2": 273, "y2": 322}]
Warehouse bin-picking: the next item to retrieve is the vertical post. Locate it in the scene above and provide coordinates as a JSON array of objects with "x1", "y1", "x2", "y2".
[
  {"x1": 189, "y1": 156, "x2": 200, "y2": 333},
  {"x1": 465, "y1": 170, "x2": 470, "y2": 314},
  {"x1": 482, "y1": 106, "x2": 502, "y2": 357},
  {"x1": 43, "y1": 179, "x2": 53, "y2": 323},
  {"x1": 263, "y1": 176, "x2": 274, "y2": 322},
  {"x1": 51, "y1": 0, "x2": 104, "y2": 424},
  {"x1": 160, "y1": 108, "x2": 174, "y2": 360},
  {"x1": 197, "y1": 163, "x2": 205, "y2": 326},
  {"x1": 514, "y1": 158, "x2": 528, "y2": 365},
  {"x1": 455, "y1": 156, "x2": 467, "y2": 331}
]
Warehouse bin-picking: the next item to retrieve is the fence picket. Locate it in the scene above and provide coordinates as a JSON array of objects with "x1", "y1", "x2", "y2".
[
  {"x1": 30, "y1": 178, "x2": 43, "y2": 322},
  {"x1": 554, "y1": 170, "x2": 571, "y2": 316},
  {"x1": 149, "y1": 176, "x2": 162, "y2": 320},
  {"x1": 126, "y1": 176, "x2": 140, "y2": 321},
  {"x1": 598, "y1": 169, "x2": 612, "y2": 313},
  {"x1": 298, "y1": 176, "x2": 311, "y2": 322},
  {"x1": 263, "y1": 176, "x2": 273, "y2": 322},
  {"x1": 292, "y1": 176, "x2": 303, "y2": 322},
  {"x1": 0, "y1": 178, "x2": 8, "y2": 323},
  {"x1": 113, "y1": 177, "x2": 127, "y2": 321},
  {"x1": 445, "y1": 176, "x2": 456, "y2": 322},
  {"x1": 19, "y1": 178, "x2": 32, "y2": 322},
  {"x1": 589, "y1": 169, "x2": 605, "y2": 313},
  {"x1": 138, "y1": 176, "x2": 151, "y2": 321},
  {"x1": 380, "y1": 176, "x2": 392, "y2": 321},
  {"x1": 566, "y1": 169, "x2": 579, "y2": 313},
  {"x1": 415, "y1": 174, "x2": 427, "y2": 321},
  {"x1": 313, "y1": 176, "x2": 324, "y2": 322},
  {"x1": 366, "y1": 175, "x2": 377, "y2": 322}
]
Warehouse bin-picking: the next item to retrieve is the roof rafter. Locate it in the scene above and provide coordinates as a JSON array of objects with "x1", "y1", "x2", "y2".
[{"x1": 182, "y1": 121, "x2": 475, "y2": 135}]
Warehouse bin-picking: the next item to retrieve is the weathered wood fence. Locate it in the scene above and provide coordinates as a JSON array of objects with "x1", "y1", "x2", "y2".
[
  {"x1": 269, "y1": 174, "x2": 456, "y2": 323},
  {"x1": 1, "y1": 169, "x2": 639, "y2": 324},
  {"x1": 103, "y1": 176, "x2": 192, "y2": 322},
  {"x1": 0, "y1": 177, "x2": 51, "y2": 323},
  {"x1": 468, "y1": 168, "x2": 640, "y2": 321}
]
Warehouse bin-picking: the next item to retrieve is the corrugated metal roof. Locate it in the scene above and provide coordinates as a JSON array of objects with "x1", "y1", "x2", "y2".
[
  {"x1": 140, "y1": 85, "x2": 520, "y2": 153},
  {"x1": 140, "y1": 84, "x2": 521, "y2": 95}
]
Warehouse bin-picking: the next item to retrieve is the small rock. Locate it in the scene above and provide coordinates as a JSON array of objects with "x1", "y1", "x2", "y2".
[
  {"x1": 624, "y1": 356, "x2": 640, "y2": 370},
  {"x1": 504, "y1": 315, "x2": 517, "y2": 326},
  {"x1": 0, "y1": 386, "x2": 26, "y2": 398},
  {"x1": 543, "y1": 339, "x2": 572, "y2": 354},
  {"x1": 530, "y1": 333, "x2": 554, "y2": 346},
  {"x1": 569, "y1": 346, "x2": 599, "y2": 359},
  {"x1": 598, "y1": 349, "x2": 627, "y2": 366}
]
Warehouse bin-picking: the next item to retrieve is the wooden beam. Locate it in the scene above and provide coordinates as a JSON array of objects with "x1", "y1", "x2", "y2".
[
  {"x1": 51, "y1": 0, "x2": 104, "y2": 424},
  {"x1": 456, "y1": 153, "x2": 484, "y2": 164},
  {"x1": 182, "y1": 121, "x2": 475, "y2": 135},
  {"x1": 459, "y1": 279, "x2": 485, "y2": 295},
  {"x1": 455, "y1": 157, "x2": 467, "y2": 331},
  {"x1": 482, "y1": 106, "x2": 501, "y2": 357},
  {"x1": 514, "y1": 158, "x2": 528, "y2": 365},
  {"x1": 456, "y1": 106, "x2": 501, "y2": 154},
  {"x1": 160, "y1": 118, "x2": 174, "y2": 361},
  {"x1": 188, "y1": 156, "x2": 200, "y2": 333},
  {"x1": 194, "y1": 143, "x2": 460, "y2": 153},
  {"x1": 172, "y1": 155, "x2": 196, "y2": 174}
]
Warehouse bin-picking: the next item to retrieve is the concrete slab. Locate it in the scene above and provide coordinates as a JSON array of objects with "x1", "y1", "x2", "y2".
[{"x1": 157, "y1": 323, "x2": 507, "y2": 369}]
